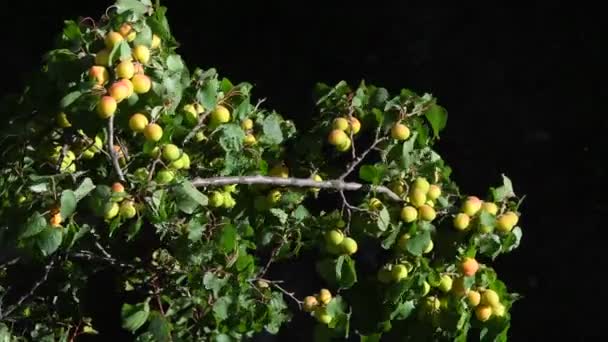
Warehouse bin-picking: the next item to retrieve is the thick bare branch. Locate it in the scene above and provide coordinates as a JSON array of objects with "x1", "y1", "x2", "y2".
[{"x1": 191, "y1": 175, "x2": 402, "y2": 202}]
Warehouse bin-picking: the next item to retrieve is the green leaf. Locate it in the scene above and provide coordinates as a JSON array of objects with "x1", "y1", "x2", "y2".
[
  {"x1": 503, "y1": 227, "x2": 522, "y2": 252},
  {"x1": 478, "y1": 210, "x2": 496, "y2": 229},
  {"x1": 336, "y1": 255, "x2": 357, "y2": 289},
  {"x1": 74, "y1": 178, "x2": 95, "y2": 201},
  {"x1": 187, "y1": 218, "x2": 205, "y2": 242},
  {"x1": 203, "y1": 272, "x2": 228, "y2": 297},
  {"x1": 166, "y1": 54, "x2": 184, "y2": 73},
  {"x1": 197, "y1": 78, "x2": 218, "y2": 110},
  {"x1": 360, "y1": 334, "x2": 382, "y2": 342},
  {"x1": 20, "y1": 212, "x2": 48, "y2": 238},
  {"x1": 359, "y1": 164, "x2": 387, "y2": 185},
  {"x1": 133, "y1": 24, "x2": 152, "y2": 47},
  {"x1": 174, "y1": 180, "x2": 208, "y2": 214},
  {"x1": 492, "y1": 174, "x2": 515, "y2": 202},
  {"x1": 213, "y1": 296, "x2": 232, "y2": 321},
  {"x1": 377, "y1": 207, "x2": 391, "y2": 232},
  {"x1": 292, "y1": 205, "x2": 310, "y2": 222},
  {"x1": 406, "y1": 231, "x2": 431, "y2": 256},
  {"x1": 218, "y1": 224, "x2": 237, "y2": 253},
  {"x1": 390, "y1": 300, "x2": 415, "y2": 320},
  {"x1": 121, "y1": 300, "x2": 151, "y2": 333},
  {"x1": 116, "y1": 0, "x2": 151, "y2": 15},
  {"x1": 260, "y1": 113, "x2": 284, "y2": 145},
  {"x1": 29, "y1": 182, "x2": 48, "y2": 193},
  {"x1": 400, "y1": 132, "x2": 418, "y2": 169},
  {"x1": 36, "y1": 227, "x2": 63, "y2": 256},
  {"x1": 147, "y1": 311, "x2": 172, "y2": 341},
  {"x1": 60, "y1": 190, "x2": 77, "y2": 219},
  {"x1": 60, "y1": 91, "x2": 82, "y2": 109},
  {"x1": 424, "y1": 103, "x2": 447, "y2": 138},
  {"x1": 478, "y1": 234, "x2": 502, "y2": 258},
  {"x1": 214, "y1": 334, "x2": 232, "y2": 342},
  {"x1": 218, "y1": 123, "x2": 245, "y2": 152},
  {"x1": 269, "y1": 208, "x2": 288, "y2": 224},
  {"x1": 381, "y1": 228, "x2": 400, "y2": 249}
]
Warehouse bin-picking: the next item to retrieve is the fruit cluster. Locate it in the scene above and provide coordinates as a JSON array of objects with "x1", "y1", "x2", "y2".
[
  {"x1": 326, "y1": 115, "x2": 361, "y2": 152},
  {"x1": 453, "y1": 195, "x2": 519, "y2": 233},
  {"x1": 103, "y1": 182, "x2": 139, "y2": 221},
  {"x1": 208, "y1": 185, "x2": 238, "y2": 209},
  {"x1": 302, "y1": 289, "x2": 337, "y2": 325},
  {"x1": 398, "y1": 176, "x2": 441, "y2": 223},
  {"x1": 323, "y1": 229, "x2": 358, "y2": 256}
]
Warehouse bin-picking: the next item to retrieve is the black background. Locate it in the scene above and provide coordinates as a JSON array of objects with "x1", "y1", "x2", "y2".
[{"x1": 1, "y1": 1, "x2": 607, "y2": 340}]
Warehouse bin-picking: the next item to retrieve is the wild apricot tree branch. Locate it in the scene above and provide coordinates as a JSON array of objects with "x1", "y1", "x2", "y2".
[{"x1": 191, "y1": 175, "x2": 403, "y2": 202}]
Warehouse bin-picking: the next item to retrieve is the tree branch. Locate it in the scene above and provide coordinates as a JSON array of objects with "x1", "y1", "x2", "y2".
[
  {"x1": 191, "y1": 175, "x2": 402, "y2": 202},
  {"x1": 340, "y1": 130, "x2": 386, "y2": 180},
  {"x1": 0, "y1": 258, "x2": 55, "y2": 320},
  {"x1": 108, "y1": 116, "x2": 125, "y2": 182},
  {"x1": 182, "y1": 110, "x2": 211, "y2": 145}
]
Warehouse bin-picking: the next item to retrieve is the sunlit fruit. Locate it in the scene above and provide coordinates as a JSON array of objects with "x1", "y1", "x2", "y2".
[
  {"x1": 105, "y1": 31, "x2": 123, "y2": 49},
  {"x1": 119, "y1": 200, "x2": 137, "y2": 219},
  {"x1": 151, "y1": 34, "x2": 161, "y2": 49},
  {"x1": 132, "y1": 45, "x2": 151, "y2": 64},
  {"x1": 348, "y1": 117, "x2": 361, "y2": 134},
  {"x1": 481, "y1": 289, "x2": 500, "y2": 308},
  {"x1": 325, "y1": 229, "x2": 344, "y2": 246},
  {"x1": 317, "y1": 289, "x2": 332, "y2": 305},
  {"x1": 143, "y1": 123, "x2": 163, "y2": 141},
  {"x1": 314, "y1": 307, "x2": 332, "y2": 325},
  {"x1": 241, "y1": 118, "x2": 253, "y2": 130},
  {"x1": 222, "y1": 192, "x2": 236, "y2": 208},
  {"x1": 104, "y1": 202, "x2": 120, "y2": 220},
  {"x1": 391, "y1": 123, "x2": 410, "y2": 140},
  {"x1": 336, "y1": 136, "x2": 352, "y2": 151},
  {"x1": 118, "y1": 23, "x2": 132, "y2": 37},
  {"x1": 467, "y1": 290, "x2": 481, "y2": 307},
  {"x1": 243, "y1": 133, "x2": 257, "y2": 146},
  {"x1": 413, "y1": 177, "x2": 430, "y2": 193},
  {"x1": 427, "y1": 184, "x2": 441, "y2": 200},
  {"x1": 96, "y1": 96, "x2": 117, "y2": 118},
  {"x1": 209, "y1": 191, "x2": 225, "y2": 207},
  {"x1": 162, "y1": 144, "x2": 181, "y2": 162},
  {"x1": 172, "y1": 153, "x2": 190, "y2": 170},
  {"x1": 56, "y1": 112, "x2": 71, "y2": 128},
  {"x1": 111, "y1": 182, "x2": 125, "y2": 193},
  {"x1": 129, "y1": 113, "x2": 149, "y2": 132},
  {"x1": 269, "y1": 164, "x2": 289, "y2": 178},
  {"x1": 89, "y1": 65, "x2": 109, "y2": 85},
  {"x1": 155, "y1": 169, "x2": 175, "y2": 184},
  {"x1": 108, "y1": 81, "x2": 130, "y2": 102},
  {"x1": 481, "y1": 202, "x2": 498, "y2": 215},
  {"x1": 303, "y1": 296, "x2": 318, "y2": 312},
  {"x1": 453, "y1": 213, "x2": 470, "y2": 230},
  {"x1": 134, "y1": 167, "x2": 149, "y2": 181},
  {"x1": 400, "y1": 205, "x2": 418, "y2": 223},
  {"x1": 131, "y1": 74, "x2": 151, "y2": 94},
  {"x1": 95, "y1": 49, "x2": 111, "y2": 66},
  {"x1": 340, "y1": 237, "x2": 358, "y2": 255},
  {"x1": 409, "y1": 188, "x2": 427, "y2": 207},
  {"x1": 496, "y1": 211, "x2": 519, "y2": 232},
  {"x1": 369, "y1": 197, "x2": 383, "y2": 210},
  {"x1": 210, "y1": 104, "x2": 231, "y2": 124},
  {"x1": 461, "y1": 196, "x2": 482, "y2": 216},
  {"x1": 461, "y1": 257, "x2": 479, "y2": 277},
  {"x1": 332, "y1": 117, "x2": 349, "y2": 131},
  {"x1": 115, "y1": 60, "x2": 135, "y2": 79},
  {"x1": 418, "y1": 205, "x2": 436, "y2": 221},
  {"x1": 438, "y1": 275, "x2": 453, "y2": 293},
  {"x1": 327, "y1": 129, "x2": 348, "y2": 146},
  {"x1": 475, "y1": 305, "x2": 492, "y2": 322},
  {"x1": 391, "y1": 264, "x2": 409, "y2": 282}
]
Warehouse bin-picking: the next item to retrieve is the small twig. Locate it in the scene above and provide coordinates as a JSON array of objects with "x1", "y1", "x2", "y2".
[
  {"x1": 107, "y1": 116, "x2": 125, "y2": 182},
  {"x1": 56, "y1": 144, "x2": 69, "y2": 172},
  {"x1": 339, "y1": 130, "x2": 387, "y2": 181},
  {"x1": 70, "y1": 251, "x2": 133, "y2": 269},
  {"x1": 0, "y1": 258, "x2": 56, "y2": 320},
  {"x1": 182, "y1": 110, "x2": 211, "y2": 145},
  {"x1": 257, "y1": 239, "x2": 287, "y2": 278},
  {"x1": 269, "y1": 282, "x2": 302, "y2": 309},
  {"x1": 191, "y1": 175, "x2": 402, "y2": 202}
]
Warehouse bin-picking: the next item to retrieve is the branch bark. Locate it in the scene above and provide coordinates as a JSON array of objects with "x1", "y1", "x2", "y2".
[
  {"x1": 191, "y1": 175, "x2": 402, "y2": 202},
  {"x1": 108, "y1": 116, "x2": 126, "y2": 182}
]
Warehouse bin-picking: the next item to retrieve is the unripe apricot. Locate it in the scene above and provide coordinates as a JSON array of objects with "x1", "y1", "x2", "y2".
[
  {"x1": 243, "y1": 133, "x2": 257, "y2": 146},
  {"x1": 211, "y1": 104, "x2": 231, "y2": 124},
  {"x1": 105, "y1": 31, "x2": 123, "y2": 49},
  {"x1": 409, "y1": 188, "x2": 427, "y2": 208},
  {"x1": 332, "y1": 117, "x2": 349, "y2": 131},
  {"x1": 118, "y1": 23, "x2": 132, "y2": 37},
  {"x1": 327, "y1": 129, "x2": 348, "y2": 146},
  {"x1": 129, "y1": 113, "x2": 149, "y2": 132},
  {"x1": 340, "y1": 237, "x2": 358, "y2": 255},
  {"x1": 481, "y1": 289, "x2": 500, "y2": 308},
  {"x1": 266, "y1": 189, "x2": 282, "y2": 204},
  {"x1": 421, "y1": 281, "x2": 431, "y2": 296},
  {"x1": 95, "y1": 49, "x2": 111, "y2": 66},
  {"x1": 155, "y1": 169, "x2": 175, "y2": 184},
  {"x1": 151, "y1": 34, "x2": 161, "y2": 49},
  {"x1": 303, "y1": 296, "x2": 318, "y2": 312},
  {"x1": 423, "y1": 240, "x2": 434, "y2": 254},
  {"x1": 209, "y1": 191, "x2": 225, "y2": 207},
  {"x1": 413, "y1": 177, "x2": 430, "y2": 194},
  {"x1": 475, "y1": 305, "x2": 492, "y2": 322},
  {"x1": 116, "y1": 60, "x2": 135, "y2": 79},
  {"x1": 390, "y1": 180, "x2": 406, "y2": 196},
  {"x1": 314, "y1": 307, "x2": 332, "y2": 324},
  {"x1": 347, "y1": 117, "x2": 361, "y2": 134},
  {"x1": 481, "y1": 202, "x2": 498, "y2": 215},
  {"x1": 369, "y1": 197, "x2": 383, "y2": 210},
  {"x1": 89, "y1": 65, "x2": 109, "y2": 85},
  {"x1": 96, "y1": 96, "x2": 117, "y2": 118},
  {"x1": 460, "y1": 257, "x2": 479, "y2": 277},
  {"x1": 132, "y1": 45, "x2": 151, "y2": 64},
  {"x1": 496, "y1": 211, "x2": 519, "y2": 232},
  {"x1": 269, "y1": 164, "x2": 289, "y2": 178},
  {"x1": 461, "y1": 196, "x2": 482, "y2": 216},
  {"x1": 119, "y1": 200, "x2": 137, "y2": 219},
  {"x1": 427, "y1": 184, "x2": 441, "y2": 200},
  {"x1": 438, "y1": 275, "x2": 453, "y2": 293},
  {"x1": 162, "y1": 144, "x2": 181, "y2": 162},
  {"x1": 104, "y1": 202, "x2": 120, "y2": 220},
  {"x1": 56, "y1": 112, "x2": 71, "y2": 128},
  {"x1": 108, "y1": 81, "x2": 130, "y2": 102},
  {"x1": 143, "y1": 123, "x2": 163, "y2": 142},
  {"x1": 453, "y1": 213, "x2": 470, "y2": 230},
  {"x1": 336, "y1": 136, "x2": 352, "y2": 151},
  {"x1": 418, "y1": 205, "x2": 436, "y2": 221},
  {"x1": 317, "y1": 289, "x2": 332, "y2": 305},
  {"x1": 391, "y1": 123, "x2": 410, "y2": 140},
  {"x1": 467, "y1": 290, "x2": 481, "y2": 306},
  {"x1": 241, "y1": 118, "x2": 254, "y2": 130},
  {"x1": 391, "y1": 264, "x2": 409, "y2": 282},
  {"x1": 111, "y1": 182, "x2": 125, "y2": 193},
  {"x1": 325, "y1": 229, "x2": 344, "y2": 246},
  {"x1": 493, "y1": 303, "x2": 506, "y2": 317},
  {"x1": 400, "y1": 205, "x2": 418, "y2": 222},
  {"x1": 131, "y1": 74, "x2": 151, "y2": 94}
]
